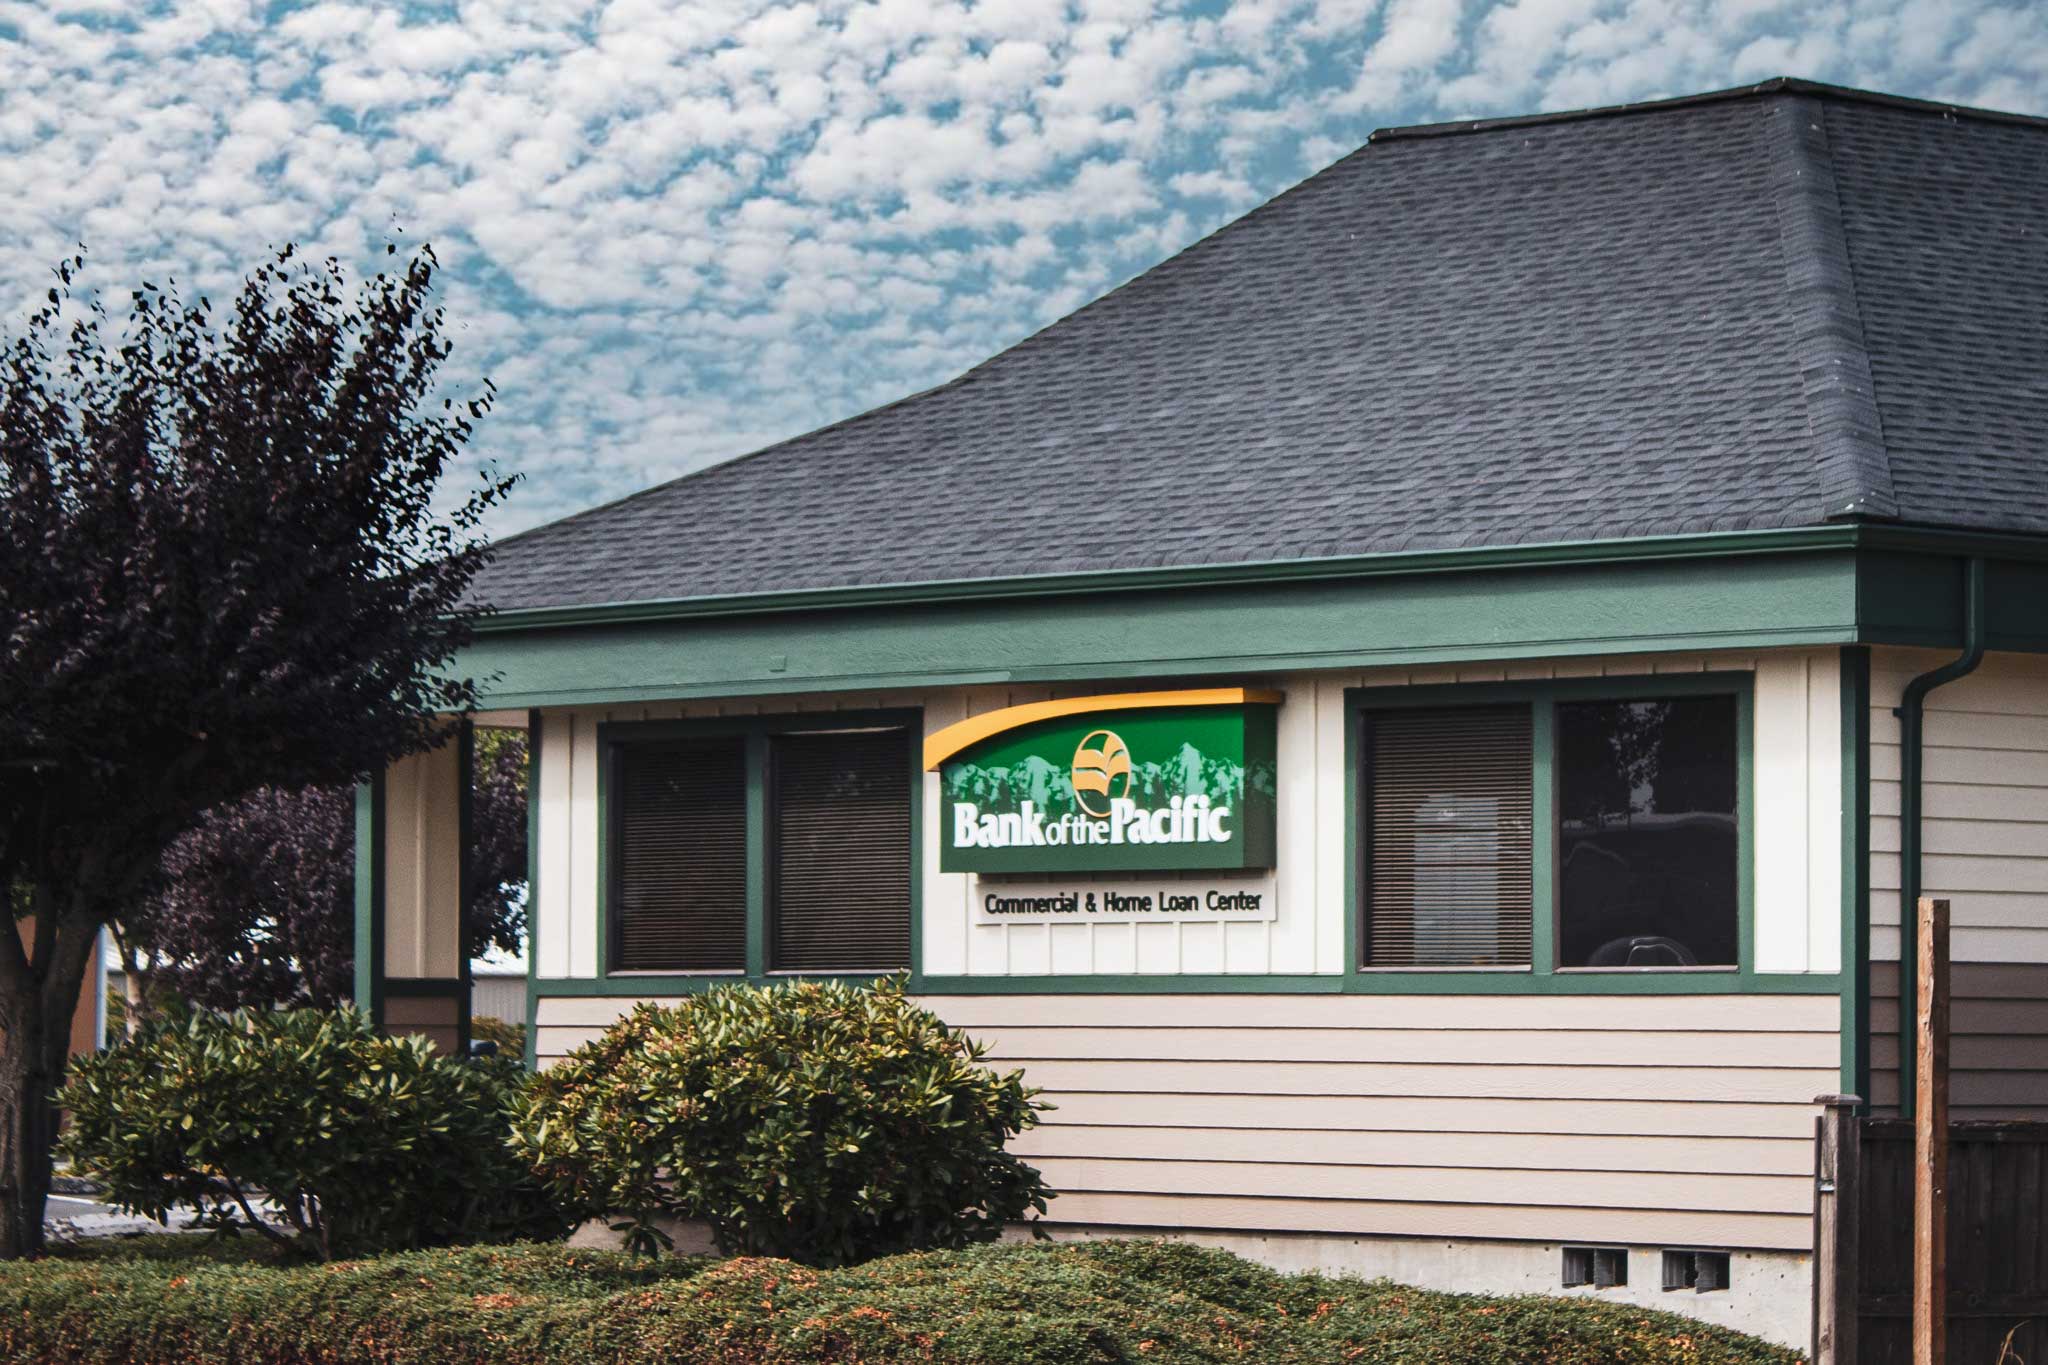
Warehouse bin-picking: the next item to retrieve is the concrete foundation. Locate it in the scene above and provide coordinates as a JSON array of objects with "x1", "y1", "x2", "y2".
[{"x1": 1002, "y1": 1224, "x2": 1813, "y2": 1351}]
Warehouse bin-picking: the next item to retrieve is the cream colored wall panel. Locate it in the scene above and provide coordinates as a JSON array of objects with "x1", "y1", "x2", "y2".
[
  {"x1": 1805, "y1": 651, "x2": 1843, "y2": 972},
  {"x1": 382, "y1": 741, "x2": 463, "y2": 980},
  {"x1": 976, "y1": 1025, "x2": 1838, "y2": 1068},
  {"x1": 1049, "y1": 924, "x2": 1092, "y2": 975},
  {"x1": 966, "y1": 923, "x2": 1009, "y2": 974},
  {"x1": 1267, "y1": 674, "x2": 1322, "y2": 974},
  {"x1": 1872, "y1": 743, "x2": 2048, "y2": 788},
  {"x1": 1007, "y1": 1058, "x2": 1835, "y2": 1104},
  {"x1": 1752, "y1": 655, "x2": 1815, "y2": 972},
  {"x1": 535, "y1": 717, "x2": 574, "y2": 979},
  {"x1": 920, "y1": 690, "x2": 970, "y2": 977},
  {"x1": 1007, "y1": 923, "x2": 1052, "y2": 975},
  {"x1": 1091, "y1": 923, "x2": 1137, "y2": 974},
  {"x1": 381, "y1": 752, "x2": 424, "y2": 977},
  {"x1": 929, "y1": 991, "x2": 1838, "y2": 1032},
  {"x1": 1309, "y1": 676, "x2": 1349, "y2": 975},
  {"x1": 1010, "y1": 1125, "x2": 1814, "y2": 1175},
  {"x1": 567, "y1": 712, "x2": 601, "y2": 979},
  {"x1": 1045, "y1": 1192, "x2": 1812, "y2": 1251},
  {"x1": 1134, "y1": 922, "x2": 1178, "y2": 972},
  {"x1": 1036, "y1": 1090, "x2": 1817, "y2": 1139},
  {"x1": 1222, "y1": 920, "x2": 1270, "y2": 973},
  {"x1": 1032, "y1": 1156, "x2": 1810, "y2": 1215},
  {"x1": 1178, "y1": 922, "x2": 1223, "y2": 974}
]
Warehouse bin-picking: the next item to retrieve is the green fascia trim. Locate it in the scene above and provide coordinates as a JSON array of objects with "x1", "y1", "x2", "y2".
[
  {"x1": 1840, "y1": 647, "x2": 1872, "y2": 1101},
  {"x1": 594, "y1": 709, "x2": 923, "y2": 983},
  {"x1": 475, "y1": 527, "x2": 1872, "y2": 633},
  {"x1": 352, "y1": 777, "x2": 384, "y2": 1023},
  {"x1": 1343, "y1": 672, "x2": 1761, "y2": 987},
  {"x1": 457, "y1": 551, "x2": 1862, "y2": 710}
]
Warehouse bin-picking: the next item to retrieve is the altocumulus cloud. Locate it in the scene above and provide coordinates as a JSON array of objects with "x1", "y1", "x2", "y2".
[{"x1": 2, "y1": 0, "x2": 2045, "y2": 533}]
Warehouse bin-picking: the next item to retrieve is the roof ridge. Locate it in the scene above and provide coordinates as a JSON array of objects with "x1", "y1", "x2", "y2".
[
  {"x1": 1369, "y1": 77, "x2": 2048, "y2": 146},
  {"x1": 1766, "y1": 93, "x2": 1898, "y2": 522}
]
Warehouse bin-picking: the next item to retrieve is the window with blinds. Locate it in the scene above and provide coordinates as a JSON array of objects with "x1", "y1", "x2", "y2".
[
  {"x1": 769, "y1": 728, "x2": 912, "y2": 973},
  {"x1": 612, "y1": 738, "x2": 748, "y2": 971},
  {"x1": 1361, "y1": 704, "x2": 1534, "y2": 967}
]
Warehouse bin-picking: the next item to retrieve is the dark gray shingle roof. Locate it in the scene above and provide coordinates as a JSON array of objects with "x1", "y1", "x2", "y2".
[{"x1": 471, "y1": 79, "x2": 2048, "y2": 613}]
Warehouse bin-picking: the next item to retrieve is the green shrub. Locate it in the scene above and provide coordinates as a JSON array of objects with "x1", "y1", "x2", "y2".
[
  {"x1": 59, "y1": 1004, "x2": 567, "y2": 1259},
  {"x1": 0, "y1": 1237, "x2": 1802, "y2": 1364},
  {"x1": 511, "y1": 977, "x2": 1052, "y2": 1265}
]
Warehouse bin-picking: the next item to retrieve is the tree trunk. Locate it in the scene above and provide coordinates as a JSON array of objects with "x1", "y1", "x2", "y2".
[
  {"x1": 0, "y1": 1004, "x2": 63, "y2": 1258},
  {"x1": 0, "y1": 902, "x2": 102, "y2": 1259}
]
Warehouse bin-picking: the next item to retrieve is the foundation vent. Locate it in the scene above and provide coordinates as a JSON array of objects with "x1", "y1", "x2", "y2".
[
  {"x1": 1661, "y1": 1249, "x2": 1731, "y2": 1293},
  {"x1": 1561, "y1": 1246, "x2": 1627, "y2": 1288}
]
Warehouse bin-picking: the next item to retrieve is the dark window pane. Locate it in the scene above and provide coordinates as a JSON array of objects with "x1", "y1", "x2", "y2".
[
  {"x1": 1557, "y1": 695, "x2": 1738, "y2": 968},
  {"x1": 613, "y1": 739, "x2": 748, "y2": 971},
  {"x1": 770, "y1": 728, "x2": 912, "y2": 973},
  {"x1": 1363, "y1": 705, "x2": 1534, "y2": 967}
]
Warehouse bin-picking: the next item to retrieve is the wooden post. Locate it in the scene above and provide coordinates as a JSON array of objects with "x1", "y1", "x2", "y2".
[
  {"x1": 1812, "y1": 1093, "x2": 1862, "y2": 1365},
  {"x1": 1913, "y1": 896, "x2": 1950, "y2": 1365}
]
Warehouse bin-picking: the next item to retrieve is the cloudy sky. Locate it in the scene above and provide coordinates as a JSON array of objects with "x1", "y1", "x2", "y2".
[{"x1": 4, "y1": 1, "x2": 2045, "y2": 536}]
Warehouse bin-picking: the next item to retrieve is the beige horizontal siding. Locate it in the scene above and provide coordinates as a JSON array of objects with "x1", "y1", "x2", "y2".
[
  {"x1": 990, "y1": 1058, "x2": 1834, "y2": 1105},
  {"x1": 1037, "y1": 1091, "x2": 1816, "y2": 1139},
  {"x1": 930, "y1": 992, "x2": 1839, "y2": 1032},
  {"x1": 1867, "y1": 960, "x2": 2048, "y2": 1119},
  {"x1": 1867, "y1": 650, "x2": 2048, "y2": 1117},
  {"x1": 976, "y1": 1025, "x2": 1836, "y2": 1068},
  {"x1": 1031, "y1": 1157, "x2": 1808, "y2": 1214},
  {"x1": 535, "y1": 990, "x2": 1832, "y2": 1250},
  {"x1": 1043, "y1": 1192, "x2": 1810, "y2": 1251},
  {"x1": 1009, "y1": 1125, "x2": 1813, "y2": 1175}
]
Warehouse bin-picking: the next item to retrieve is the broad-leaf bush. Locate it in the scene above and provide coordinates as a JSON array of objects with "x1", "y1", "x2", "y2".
[
  {"x1": 512, "y1": 977, "x2": 1051, "y2": 1265},
  {"x1": 59, "y1": 1005, "x2": 565, "y2": 1259}
]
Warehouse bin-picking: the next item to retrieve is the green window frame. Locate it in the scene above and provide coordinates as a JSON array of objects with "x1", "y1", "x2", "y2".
[
  {"x1": 594, "y1": 708, "x2": 924, "y2": 990},
  {"x1": 1343, "y1": 672, "x2": 1760, "y2": 994}
]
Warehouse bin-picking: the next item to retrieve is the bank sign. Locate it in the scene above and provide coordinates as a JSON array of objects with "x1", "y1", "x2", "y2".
[{"x1": 925, "y1": 690, "x2": 1280, "y2": 874}]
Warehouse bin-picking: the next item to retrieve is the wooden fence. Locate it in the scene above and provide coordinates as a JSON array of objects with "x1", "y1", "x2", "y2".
[{"x1": 1816, "y1": 1106, "x2": 2048, "y2": 1363}]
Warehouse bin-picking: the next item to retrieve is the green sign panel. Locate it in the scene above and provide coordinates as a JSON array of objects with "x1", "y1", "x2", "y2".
[{"x1": 939, "y1": 703, "x2": 1277, "y2": 874}]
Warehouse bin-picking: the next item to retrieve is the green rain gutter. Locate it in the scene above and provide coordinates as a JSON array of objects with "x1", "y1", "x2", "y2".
[{"x1": 1893, "y1": 556, "x2": 1986, "y2": 1117}]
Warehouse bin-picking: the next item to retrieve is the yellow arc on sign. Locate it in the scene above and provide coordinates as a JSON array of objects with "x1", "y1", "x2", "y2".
[{"x1": 1071, "y1": 729, "x2": 1133, "y2": 818}]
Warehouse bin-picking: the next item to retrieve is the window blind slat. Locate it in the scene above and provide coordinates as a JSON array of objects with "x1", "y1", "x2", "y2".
[
  {"x1": 1363, "y1": 705, "x2": 1534, "y2": 968},
  {"x1": 614, "y1": 739, "x2": 748, "y2": 972},
  {"x1": 770, "y1": 729, "x2": 912, "y2": 973}
]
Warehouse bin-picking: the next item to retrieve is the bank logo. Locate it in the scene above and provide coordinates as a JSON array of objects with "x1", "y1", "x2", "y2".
[{"x1": 1071, "y1": 729, "x2": 1132, "y2": 817}]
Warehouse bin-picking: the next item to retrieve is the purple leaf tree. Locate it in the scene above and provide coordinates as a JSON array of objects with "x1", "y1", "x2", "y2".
[
  {"x1": 0, "y1": 247, "x2": 514, "y2": 1257},
  {"x1": 116, "y1": 733, "x2": 527, "y2": 1017}
]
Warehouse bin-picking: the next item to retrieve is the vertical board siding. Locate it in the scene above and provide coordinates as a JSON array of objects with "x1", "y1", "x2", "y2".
[
  {"x1": 381, "y1": 739, "x2": 463, "y2": 981},
  {"x1": 1868, "y1": 649, "x2": 2048, "y2": 1117},
  {"x1": 533, "y1": 991, "x2": 1834, "y2": 1250}
]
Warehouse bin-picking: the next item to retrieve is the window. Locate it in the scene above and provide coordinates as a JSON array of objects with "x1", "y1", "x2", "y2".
[
  {"x1": 606, "y1": 715, "x2": 916, "y2": 977},
  {"x1": 1362, "y1": 705, "x2": 1534, "y2": 966},
  {"x1": 613, "y1": 739, "x2": 748, "y2": 971},
  {"x1": 1353, "y1": 678, "x2": 1746, "y2": 979},
  {"x1": 770, "y1": 729, "x2": 913, "y2": 972},
  {"x1": 1557, "y1": 695, "x2": 1737, "y2": 969}
]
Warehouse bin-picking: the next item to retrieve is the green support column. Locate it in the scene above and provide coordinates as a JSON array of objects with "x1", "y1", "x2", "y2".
[{"x1": 353, "y1": 775, "x2": 386, "y2": 1025}]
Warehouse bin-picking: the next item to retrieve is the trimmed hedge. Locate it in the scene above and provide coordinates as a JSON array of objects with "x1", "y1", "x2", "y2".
[{"x1": 0, "y1": 1237, "x2": 1799, "y2": 1364}]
